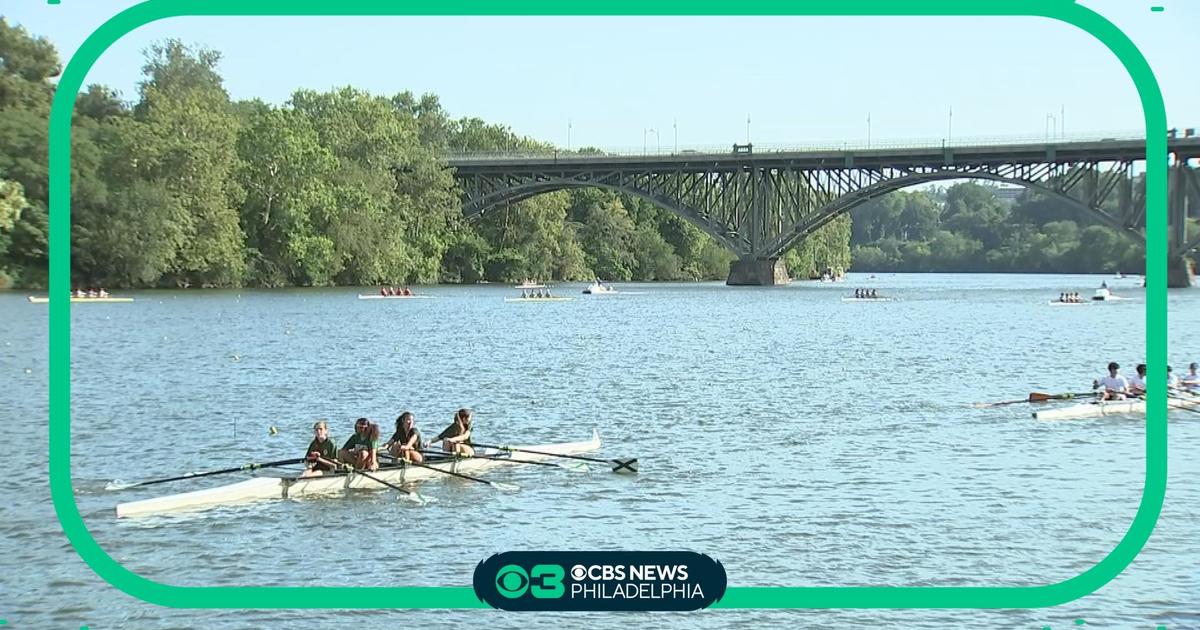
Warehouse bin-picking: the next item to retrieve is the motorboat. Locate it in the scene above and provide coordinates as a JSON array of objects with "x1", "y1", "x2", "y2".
[{"x1": 582, "y1": 281, "x2": 617, "y2": 295}]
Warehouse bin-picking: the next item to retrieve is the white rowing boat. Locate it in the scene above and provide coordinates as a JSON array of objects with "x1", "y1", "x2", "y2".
[
  {"x1": 28, "y1": 296, "x2": 134, "y2": 303},
  {"x1": 115, "y1": 431, "x2": 601, "y2": 518},
  {"x1": 1048, "y1": 300, "x2": 1089, "y2": 306},
  {"x1": 1033, "y1": 397, "x2": 1200, "y2": 420},
  {"x1": 357, "y1": 294, "x2": 434, "y2": 300},
  {"x1": 504, "y1": 296, "x2": 573, "y2": 303},
  {"x1": 841, "y1": 297, "x2": 892, "y2": 302}
]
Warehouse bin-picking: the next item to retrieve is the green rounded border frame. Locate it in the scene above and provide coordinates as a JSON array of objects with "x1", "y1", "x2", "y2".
[{"x1": 48, "y1": 0, "x2": 1169, "y2": 610}]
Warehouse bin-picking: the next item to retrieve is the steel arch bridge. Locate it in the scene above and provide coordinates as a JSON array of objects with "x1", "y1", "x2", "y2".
[{"x1": 447, "y1": 137, "x2": 1200, "y2": 285}]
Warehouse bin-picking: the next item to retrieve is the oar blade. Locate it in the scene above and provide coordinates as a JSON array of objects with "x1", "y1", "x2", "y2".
[
  {"x1": 403, "y1": 489, "x2": 435, "y2": 505},
  {"x1": 105, "y1": 480, "x2": 135, "y2": 491},
  {"x1": 489, "y1": 481, "x2": 521, "y2": 492},
  {"x1": 611, "y1": 458, "x2": 638, "y2": 474}
]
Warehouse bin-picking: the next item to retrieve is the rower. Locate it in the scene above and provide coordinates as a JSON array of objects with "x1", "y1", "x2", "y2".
[
  {"x1": 1129, "y1": 363, "x2": 1147, "y2": 397},
  {"x1": 1093, "y1": 361, "x2": 1130, "y2": 400},
  {"x1": 301, "y1": 420, "x2": 339, "y2": 477},
  {"x1": 1168, "y1": 365, "x2": 1180, "y2": 391},
  {"x1": 1182, "y1": 362, "x2": 1200, "y2": 391},
  {"x1": 339, "y1": 417, "x2": 379, "y2": 471},
  {"x1": 384, "y1": 411, "x2": 424, "y2": 464},
  {"x1": 434, "y1": 408, "x2": 475, "y2": 457}
]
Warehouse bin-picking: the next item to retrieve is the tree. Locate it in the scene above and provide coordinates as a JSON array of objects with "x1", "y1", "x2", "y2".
[{"x1": 128, "y1": 40, "x2": 246, "y2": 286}]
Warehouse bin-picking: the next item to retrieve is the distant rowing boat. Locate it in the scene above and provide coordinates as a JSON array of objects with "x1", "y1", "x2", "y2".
[
  {"x1": 115, "y1": 431, "x2": 601, "y2": 518},
  {"x1": 28, "y1": 296, "x2": 134, "y2": 303},
  {"x1": 1033, "y1": 396, "x2": 1200, "y2": 420},
  {"x1": 841, "y1": 297, "x2": 892, "y2": 302},
  {"x1": 357, "y1": 294, "x2": 434, "y2": 300},
  {"x1": 505, "y1": 296, "x2": 573, "y2": 302},
  {"x1": 1048, "y1": 300, "x2": 1089, "y2": 306}
]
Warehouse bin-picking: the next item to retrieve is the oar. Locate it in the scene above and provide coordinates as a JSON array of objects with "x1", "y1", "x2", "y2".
[
  {"x1": 973, "y1": 391, "x2": 1099, "y2": 408},
  {"x1": 106, "y1": 457, "x2": 305, "y2": 491},
  {"x1": 1167, "y1": 393, "x2": 1200, "y2": 415},
  {"x1": 310, "y1": 456, "x2": 430, "y2": 504},
  {"x1": 379, "y1": 452, "x2": 519, "y2": 491},
  {"x1": 471, "y1": 442, "x2": 638, "y2": 474},
  {"x1": 419, "y1": 450, "x2": 588, "y2": 471}
]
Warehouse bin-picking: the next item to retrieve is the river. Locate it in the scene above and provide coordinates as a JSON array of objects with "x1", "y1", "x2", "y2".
[{"x1": 3, "y1": 272, "x2": 1197, "y2": 629}]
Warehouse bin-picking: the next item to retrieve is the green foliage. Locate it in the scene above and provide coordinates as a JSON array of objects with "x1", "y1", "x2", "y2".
[
  {"x1": 0, "y1": 24, "x2": 836, "y2": 288},
  {"x1": 850, "y1": 182, "x2": 1152, "y2": 273},
  {"x1": 0, "y1": 178, "x2": 24, "y2": 232}
]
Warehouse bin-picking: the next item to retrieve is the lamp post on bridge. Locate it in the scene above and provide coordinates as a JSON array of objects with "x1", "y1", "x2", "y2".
[
  {"x1": 567, "y1": 119, "x2": 572, "y2": 151},
  {"x1": 867, "y1": 112, "x2": 871, "y2": 149},
  {"x1": 947, "y1": 106, "x2": 953, "y2": 146}
]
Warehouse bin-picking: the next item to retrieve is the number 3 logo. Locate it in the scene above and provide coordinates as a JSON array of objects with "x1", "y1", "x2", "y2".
[{"x1": 531, "y1": 564, "x2": 565, "y2": 599}]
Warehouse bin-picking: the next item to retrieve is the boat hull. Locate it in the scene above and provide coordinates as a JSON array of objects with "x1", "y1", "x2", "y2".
[
  {"x1": 1033, "y1": 397, "x2": 1199, "y2": 420},
  {"x1": 504, "y1": 297, "x2": 573, "y2": 302},
  {"x1": 28, "y1": 296, "x2": 134, "y2": 303},
  {"x1": 357, "y1": 294, "x2": 433, "y2": 300},
  {"x1": 115, "y1": 432, "x2": 601, "y2": 518}
]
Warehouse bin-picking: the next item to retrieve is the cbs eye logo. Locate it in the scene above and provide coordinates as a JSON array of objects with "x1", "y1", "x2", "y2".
[{"x1": 494, "y1": 564, "x2": 565, "y2": 599}]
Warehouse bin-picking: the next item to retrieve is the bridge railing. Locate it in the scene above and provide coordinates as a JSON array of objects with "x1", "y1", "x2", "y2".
[{"x1": 445, "y1": 130, "x2": 1158, "y2": 160}]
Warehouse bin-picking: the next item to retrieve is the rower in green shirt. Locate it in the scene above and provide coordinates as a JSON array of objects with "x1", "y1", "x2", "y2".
[
  {"x1": 383, "y1": 411, "x2": 424, "y2": 464},
  {"x1": 301, "y1": 420, "x2": 339, "y2": 477},
  {"x1": 433, "y1": 408, "x2": 475, "y2": 457},
  {"x1": 339, "y1": 417, "x2": 380, "y2": 471}
]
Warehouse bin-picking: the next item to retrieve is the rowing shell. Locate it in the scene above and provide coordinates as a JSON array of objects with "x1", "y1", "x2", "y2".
[
  {"x1": 357, "y1": 294, "x2": 434, "y2": 300},
  {"x1": 840, "y1": 297, "x2": 892, "y2": 302},
  {"x1": 504, "y1": 297, "x2": 574, "y2": 302},
  {"x1": 115, "y1": 431, "x2": 601, "y2": 518},
  {"x1": 1033, "y1": 397, "x2": 1200, "y2": 420},
  {"x1": 28, "y1": 296, "x2": 134, "y2": 303},
  {"x1": 1048, "y1": 301, "x2": 1089, "y2": 306}
]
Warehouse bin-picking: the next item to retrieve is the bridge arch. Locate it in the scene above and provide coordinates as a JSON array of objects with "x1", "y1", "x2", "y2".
[
  {"x1": 462, "y1": 178, "x2": 748, "y2": 255},
  {"x1": 764, "y1": 169, "x2": 1142, "y2": 258}
]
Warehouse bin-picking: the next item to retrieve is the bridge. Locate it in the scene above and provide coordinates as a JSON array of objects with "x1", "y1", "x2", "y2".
[{"x1": 446, "y1": 135, "x2": 1200, "y2": 286}]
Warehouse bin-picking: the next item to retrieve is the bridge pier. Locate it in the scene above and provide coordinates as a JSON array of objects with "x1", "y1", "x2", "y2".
[
  {"x1": 1168, "y1": 256, "x2": 1195, "y2": 288},
  {"x1": 727, "y1": 258, "x2": 791, "y2": 286}
]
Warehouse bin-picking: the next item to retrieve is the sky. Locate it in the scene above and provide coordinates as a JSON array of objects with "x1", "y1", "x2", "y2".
[{"x1": 4, "y1": 1, "x2": 1198, "y2": 152}]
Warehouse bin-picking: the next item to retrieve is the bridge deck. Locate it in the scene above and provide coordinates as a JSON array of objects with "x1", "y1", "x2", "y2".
[{"x1": 448, "y1": 137, "x2": 1200, "y2": 173}]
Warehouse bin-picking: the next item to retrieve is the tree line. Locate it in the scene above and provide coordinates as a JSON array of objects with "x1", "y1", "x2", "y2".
[
  {"x1": 0, "y1": 20, "x2": 850, "y2": 289},
  {"x1": 847, "y1": 178, "x2": 1192, "y2": 274},
  {"x1": 3, "y1": 20, "x2": 1180, "y2": 289}
]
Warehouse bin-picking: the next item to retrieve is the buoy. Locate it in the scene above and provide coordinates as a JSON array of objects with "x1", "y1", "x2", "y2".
[
  {"x1": 232, "y1": 355, "x2": 240, "y2": 362},
  {"x1": 269, "y1": 426, "x2": 278, "y2": 436},
  {"x1": 24, "y1": 368, "x2": 32, "y2": 374}
]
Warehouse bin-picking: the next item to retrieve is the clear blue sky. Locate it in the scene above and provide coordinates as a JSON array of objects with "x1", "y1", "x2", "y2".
[{"x1": 5, "y1": 1, "x2": 1197, "y2": 151}]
